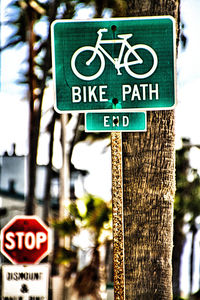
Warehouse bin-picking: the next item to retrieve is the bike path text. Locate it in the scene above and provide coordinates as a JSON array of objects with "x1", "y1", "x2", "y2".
[{"x1": 71, "y1": 83, "x2": 159, "y2": 103}]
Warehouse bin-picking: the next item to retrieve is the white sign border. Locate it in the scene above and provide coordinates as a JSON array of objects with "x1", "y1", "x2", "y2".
[
  {"x1": 0, "y1": 215, "x2": 52, "y2": 265},
  {"x1": 84, "y1": 111, "x2": 147, "y2": 132},
  {"x1": 1, "y1": 264, "x2": 50, "y2": 299},
  {"x1": 51, "y1": 16, "x2": 177, "y2": 113}
]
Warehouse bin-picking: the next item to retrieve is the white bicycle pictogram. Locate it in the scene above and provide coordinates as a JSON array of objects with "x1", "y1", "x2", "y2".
[{"x1": 71, "y1": 28, "x2": 158, "y2": 81}]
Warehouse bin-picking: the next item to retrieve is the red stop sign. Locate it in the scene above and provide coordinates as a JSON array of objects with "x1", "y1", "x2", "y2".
[{"x1": 1, "y1": 215, "x2": 51, "y2": 264}]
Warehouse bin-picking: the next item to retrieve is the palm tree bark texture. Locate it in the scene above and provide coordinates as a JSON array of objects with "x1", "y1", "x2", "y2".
[{"x1": 120, "y1": 1, "x2": 180, "y2": 299}]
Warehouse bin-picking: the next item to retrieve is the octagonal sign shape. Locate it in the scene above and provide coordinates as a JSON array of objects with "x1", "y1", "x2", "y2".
[{"x1": 1, "y1": 215, "x2": 51, "y2": 264}]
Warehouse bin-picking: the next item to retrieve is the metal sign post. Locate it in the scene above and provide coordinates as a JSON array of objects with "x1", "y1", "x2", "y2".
[{"x1": 111, "y1": 132, "x2": 125, "y2": 299}]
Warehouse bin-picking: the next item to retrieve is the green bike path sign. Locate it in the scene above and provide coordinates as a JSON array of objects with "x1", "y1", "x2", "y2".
[
  {"x1": 51, "y1": 16, "x2": 176, "y2": 112},
  {"x1": 85, "y1": 112, "x2": 147, "y2": 132}
]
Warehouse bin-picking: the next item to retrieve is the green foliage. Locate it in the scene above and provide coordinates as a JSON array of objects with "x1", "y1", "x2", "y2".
[
  {"x1": 52, "y1": 194, "x2": 112, "y2": 264},
  {"x1": 76, "y1": 194, "x2": 112, "y2": 238},
  {"x1": 173, "y1": 143, "x2": 200, "y2": 298},
  {"x1": 52, "y1": 217, "x2": 78, "y2": 236},
  {"x1": 55, "y1": 247, "x2": 77, "y2": 264},
  {"x1": 68, "y1": 194, "x2": 112, "y2": 239},
  {"x1": 175, "y1": 141, "x2": 200, "y2": 220},
  {"x1": 2, "y1": 1, "x2": 115, "y2": 295},
  {"x1": 68, "y1": 202, "x2": 83, "y2": 220},
  {"x1": 52, "y1": 194, "x2": 112, "y2": 298},
  {"x1": 1, "y1": 0, "x2": 77, "y2": 86},
  {"x1": 86, "y1": 197, "x2": 110, "y2": 228}
]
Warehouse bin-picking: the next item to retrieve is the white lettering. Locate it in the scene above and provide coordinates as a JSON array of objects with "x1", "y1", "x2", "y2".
[
  {"x1": 122, "y1": 83, "x2": 159, "y2": 101},
  {"x1": 123, "y1": 116, "x2": 129, "y2": 127},
  {"x1": 72, "y1": 85, "x2": 108, "y2": 103},
  {"x1": 25, "y1": 232, "x2": 35, "y2": 250},
  {"x1": 122, "y1": 85, "x2": 131, "y2": 101},
  {"x1": 149, "y1": 83, "x2": 159, "y2": 100},
  {"x1": 15, "y1": 232, "x2": 25, "y2": 249},
  {"x1": 88, "y1": 86, "x2": 98, "y2": 102},
  {"x1": 36, "y1": 232, "x2": 47, "y2": 249},
  {"x1": 131, "y1": 85, "x2": 141, "y2": 101},
  {"x1": 103, "y1": 115, "x2": 131, "y2": 128},
  {"x1": 140, "y1": 84, "x2": 148, "y2": 100},
  {"x1": 104, "y1": 116, "x2": 110, "y2": 127},
  {"x1": 113, "y1": 116, "x2": 119, "y2": 127},
  {"x1": 5, "y1": 232, "x2": 15, "y2": 250},
  {"x1": 4, "y1": 231, "x2": 47, "y2": 250},
  {"x1": 99, "y1": 85, "x2": 108, "y2": 102},
  {"x1": 83, "y1": 86, "x2": 87, "y2": 102},
  {"x1": 72, "y1": 87, "x2": 81, "y2": 102}
]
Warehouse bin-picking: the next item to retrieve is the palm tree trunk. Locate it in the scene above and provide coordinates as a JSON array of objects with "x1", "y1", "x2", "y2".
[
  {"x1": 43, "y1": 112, "x2": 57, "y2": 224},
  {"x1": 122, "y1": 110, "x2": 176, "y2": 299},
  {"x1": 109, "y1": 1, "x2": 179, "y2": 299},
  {"x1": 172, "y1": 216, "x2": 185, "y2": 297},
  {"x1": 25, "y1": 0, "x2": 63, "y2": 215},
  {"x1": 26, "y1": 5, "x2": 37, "y2": 215},
  {"x1": 190, "y1": 223, "x2": 198, "y2": 296}
]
